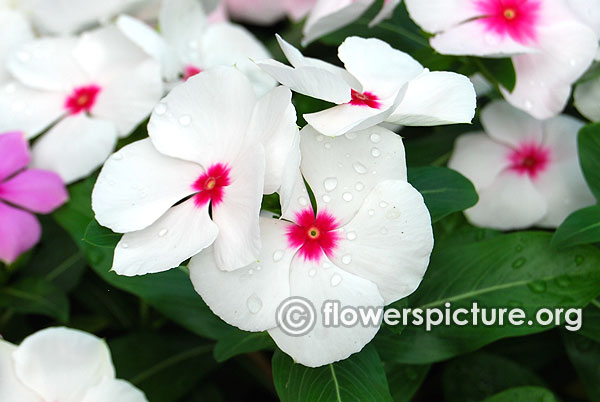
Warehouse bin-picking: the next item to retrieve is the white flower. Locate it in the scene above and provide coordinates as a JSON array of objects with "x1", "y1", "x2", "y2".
[
  {"x1": 0, "y1": 25, "x2": 163, "y2": 184},
  {"x1": 92, "y1": 66, "x2": 299, "y2": 273},
  {"x1": 0, "y1": 8, "x2": 32, "y2": 84},
  {"x1": 189, "y1": 125, "x2": 433, "y2": 367},
  {"x1": 117, "y1": 0, "x2": 276, "y2": 95},
  {"x1": 302, "y1": 0, "x2": 401, "y2": 45},
  {"x1": 0, "y1": 327, "x2": 147, "y2": 402},
  {"x1": 449, "y1": 100, "x2": 595, "y2": 230},
  {"x1": 224, "y1": 0, "x2": 317, "y2": 25},
  {"x1": 404, "y1": 0, "x2": 600, "y2": 119},
  {"x1": 259, "y1": 35, "x2": 476, "y2": 136},
  {"x1": 574, "y1": 73, "x2": 600, "y2": 122}
]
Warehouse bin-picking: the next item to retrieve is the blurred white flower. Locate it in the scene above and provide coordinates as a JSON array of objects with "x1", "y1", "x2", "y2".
[
  {"x1": 0, "y1": 327, "x2": 147, "y2": 402},
  {"x1": 449, "y1": 100, "x2": 595, "y2": 230},
  {"x1": 259, "y1": 35, "x2": 476, "y2": 136},
  {"x1": 0, "y1": 9, "x2": 32, "y2": 84},
  {"x1": 0, "y1": 26, "x2": 163, "y2": 184},
  {"x1": 223, "y1": 0, "x2": 316, "y2": 25},
  {"x1": 189, "y1": 125, "x2": 433, "y2": 367},
  {"x1": 574, "y1": 72, "x2": 600, "y2": 122}
]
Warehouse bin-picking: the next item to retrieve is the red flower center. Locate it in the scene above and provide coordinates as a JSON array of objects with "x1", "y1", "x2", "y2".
[
  {"x1": 183, "y1": 65, "x2": 203, "y2": 81},
  {"x1": 64, "y1": 85, "x2": 101, "y2": 115},
  {"x1": 475, "y1": 0, "x2": 541, "y2": 44},
  {"x1": 350, "y1": 89, "x2": 382, "y2": 109},
  {"x1": 508, "y1": 142, "x2": 550, "y2": 179},
  {"x1": 192, "y1": 163, "x2": 231, "y2": 208},
  {"x1": 286, "y1": 208, "x2": 341, "y2": 262}
]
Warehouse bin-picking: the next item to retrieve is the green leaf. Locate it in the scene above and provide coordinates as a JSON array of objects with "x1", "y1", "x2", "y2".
[
  {"x1": 376, "y1": 232, "x2": 600, "y2": 364},
  {"x1": 0, "y1": 276, "x2": 69, "y2": 322},
  {"x1": 481, "y1": 386, "x2": 558, "y2": 402},
  {"x1": 475, "y1": 57, "x2": 517, "y2": 92},
  {"x1": 562, "y1": 331, "x2": 600, "y2": 402},
  {"x1": 385, "y1": 363, "x2": 430, "y2": 402},
  {"x1": 110, "y1": 332, "x2": 214, "y2": 402},
  {"x1": 213, "y1": 330, "x2": 274, "y2": 363},
  {"x1": 408, "y1": 166, "x2": 479, "y2": 222},
  {"x1": 442, "y1": 352, "x2": 545, "y2": 402},
  {"x1": 580, "y1": 303, "x2": 600, "y2": 343},
  {"x1": 578, "y1": 123, "x2": 600, "y2": 201},
  {"x1": 272, "y1": 346, "x2": 393, "y2": 402},
  {"x1": 84, "y1": 220, "x2": 121, "y2": 248},
  {"x1": 551, "y1": 205, "x2": 600, "y2": 248}
]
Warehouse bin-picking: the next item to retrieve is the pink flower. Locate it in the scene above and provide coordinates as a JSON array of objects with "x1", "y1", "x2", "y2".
[{"x1": 0, "y1": 132, "x2": 68, "y2": 264}]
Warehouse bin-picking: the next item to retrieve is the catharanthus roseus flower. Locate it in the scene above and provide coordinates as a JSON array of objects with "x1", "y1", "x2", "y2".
[
  {"x1": 449, "y1": 100, "x2": 595, "y2": 230},
  {"x1": 259, "y1": 35, "x2": 476, "y2": 136},
  {"x1": 0, "y1": 132, "x2": 67, "y2": 264},
  {"x1": 190, "y1": 126, "x2": 433, "y2": 367},
  {"x1": 0, "y1": 26, "x2": 163, "y2": 184},
  {"x1": 117, "y1": 0, "x2": 276, "y2": 95},
  {"x1": 92, "y1": 67, "x2": 299, "y2": 274},
  {"x1": 0, "y1": 327, "x2": 147, "y2": 402},
  {"x1": 404, "y1": 0, "x2": 600, "y2": 119},
  {"x1": 224, "y1": 0, "x2": 317, "y2": 24}
]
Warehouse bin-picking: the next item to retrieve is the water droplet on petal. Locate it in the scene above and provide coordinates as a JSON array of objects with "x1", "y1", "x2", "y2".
[
  {"x1": 256, "y1": 266, "x2": 262, "y2": 271},
  {"x1": 330, "y1": 274, "x2": 343, "y2": 286},
  {"x1": 111, "y1": 153, "x2": 123, "y2": 161},
  {"x1": 324, "y1": 142, "x2": 331, "y2": 149},
  {"x1": 342, "y1": 254, "x2": 352, "y2": 265},
  {"x1": 316, "y1": 135, "x2": 323, "y2": 142},
  {"x1": 569, "y1": 58, "x2": 577, "y2": 66},
  {"x1": 342, "y1": 192, "x2": 353, "y2": 202},
  {"x1": 121, "y1": 243, "x2": 129, "y2": 249},
  {"x1": 355, "y1": 182, "x2": 364, "y2": 191},
  {"x1": 379, "y1": 201, "x2": 388, "y2": 208},
  {"x1": 346, "y1": 231, "x2": 357, "y2": 240},
  {"x1": 353, "y1": 162, "x2": 368, "y2": 174},
  {"x1": 309, "y1": 268, "x2": 317, "y2": 277},
  {"x1": 158, "y1": 229, "x2": 168, "y2": 237},
  {"x1": 154, "y1": 103, "x2": 167, "y2": 115},
  {"x1": 322, "y1": 195, "x2": 331, "y2": 203},
  {"x1": 345, "y1": 132, "x2": 357, "y2": 140},
  {"x1": 179, "y1": 115, "x2": 192, "y2": 126},
  {"x1": 386, "y1": 209, "x2": 401, "y2": 219},
  {"x1": 247, "y1": 294, "x2": 263, "y2": 314},
  {"x1": 323, "y1": 177, "x2": 338, "y2": 192},
  {"x1": 298, "y1": 196, "x2": 308, "y2": 206},
  {"x1": 248, "y1": 269, "x2": 254, "y2": 275},
  {"x1": 368, "y1": 209, "x2": 375, "y2": 216},
  {"x1": 371, "y1": 147, "x2": 381, "y2": 157},
  {"x1": 370, "y1": 133, "x2": 381, "y2": 143},
  {"x1": 273, "y1": 250, "x2": 284, "y2": 262},
  {"x1": 524, "y1": 100, "x2": 533, "y2": 110}
]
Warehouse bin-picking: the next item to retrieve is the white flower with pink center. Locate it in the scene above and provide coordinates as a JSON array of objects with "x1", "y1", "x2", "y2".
[
  {"x1": 189, "y1": 125, "x2": 433, "y2": 367},
  {"x1": 449, "y1": 100, "x2": 595, "y2": 230},
  {"x1": 92, "y1": 66, "x2": 299, "y2": 273},
  {"x1": 117, "y1": 0, "x2": 276, "y2": 95},
  {"x1": 259, "y1": 35, "x2": 476, "y2": 136},
  {"x1": 0, "y1": 25, "x2": 163, "y2": 184},
  {"x1": 404, "y1": 0, "x2": 600, "y2": 119},
  {"x1": 0, "y1": 327, "x2": 147, "y2": 402}
]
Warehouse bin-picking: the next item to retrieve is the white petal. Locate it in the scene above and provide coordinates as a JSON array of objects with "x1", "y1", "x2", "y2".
[
  {"x1": 247, "y1": 86, "x2": 299, "y2": 194},
  {"x1": 533, "y1": 160, "x2": 596, "y2": 228},
  {"x1": 541, "y1": 114, "x2": 584, "y2": 162},
  {"x1": 369, "y1": 0, "x2": 401, "y2": 27},
  {"x1": 448, "y1": 132, "x2": 511, "y2": 190},
  {"x1": 148, "y1": 66, "x2": 256, "y2": 165},
  {"x1": 480, "y1": 100, "x2": 543, "y2": 147},
  {"x1": 331, "y1": 180, "x2": 433, "y2": 304},
  {"x1": 82, "y1": 378, "x2": 147, "y2": 402},
  {"x1": 212, "y1": 144, "x2": 265, "y2": 270},
  {"x1": 92, "y1": 59, "x2": 163, "y2": 137},
  {"x1": 302, "y1": 0, "x2": 375, "y2": 46},
  {"x1": 258, "y1": 59, "x2": 352, "y2": 104},
  {"x1": 7, "y1": 37, "x2": 88, "y2": 91},
  {"x1": 159, "y1": 0, "x2": 208, "y2": 63},
  {"x1": 117, "y1": 15, "x2": 181, "y2": 81},
  {"x1": 465, "y1": 171, "x2": 547, "y2": 230},
  {"x1": 567, "y1": 0, "x2": 600, "y2": 37},
  {"x1": 0, "y1": 340, "x2": 41, "y2": 402},
  {"x1": 502, "y1": 22, "x2": 598, "y2": 119},
  {"x1": 0, "y1": 82, "x2": 64, "y2": 138},
  {"x1": 268, "y1": 255, "x2": 384, "y2": 368},
  {"x1": 574, "y1": 76, "x2": 600, "y2": 122},
  {"x1": 92, "y1": 139, "x2": 203, "y2": 233},
  {"x1": 403, "y1": 0, "x2": 480, "y2": 33},
  {"x1": 13, "y1": 327, "x2": 115, "y2": 402},
  {"x1": 201, "y1": 23, "x2": 277, "y2": 96},
  {"x1": 189, "y1": 218, "x2": 293, "y2": 331},
  {"x1": 387, "y1": 70, "x2": 476, "y2": 126},
  {"x1": 0, "y1": 10, "x2": 33, "y2": 84},
  {"x1": 113, "y1": 199, "x2": 218, "y2": 276},
  {"x1": 295, "y1": 125, "x2": 407, "y2": 225},
  {"x1": 338, "y1": 36, "x2": 423, "y2": 98},
  {"x1": 224, "y1": 0, "x2": 286, "y2": 25},
  {"x1": 31, "y1": 115, "x2": 118, "y2": 184}
]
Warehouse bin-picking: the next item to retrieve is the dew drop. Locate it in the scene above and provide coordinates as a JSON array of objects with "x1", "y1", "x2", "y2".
[
  {"x1": 370, "y1": 133, "x2": 381, "y2": 143},
  {"x1": 121, "y1": 243, "x2": 129, "y2": 249},
  {"x1": 247, "y1": 294, "x2": 263, "y2": 314},
  {"x1": 355, "y1": 182, "x2": 365, "y2": 191},
  {"x1": 154, "y1": 103, "x2": 167, "y2": 115},
  {"x1": 273, "y1": 250, "x2": 284, "y2": 262},
  {"x1": 515, "y1": 245, "x2": 523, "y2": 252},
  {"x1": 379, "y1": 201, "x2": 388, "y2": 208},
  {"x1": 298, "y1": 196, "x2": 308, "y2": 206},
  {"x1": 330, "y1": 274, "x2": 343, "y2": 287},
  {"x1": 512, "y1": 257, "x2": 526, "y2": 269},
  {"x1": 386, "y1": 209, "x2": 401, "y2": 219},
  {"x1": 248, "y1": 269, "x2": 254, "y2": 275},
  {"x1": 342, "y1": 192, "x2": 353, "y2": 202},
  {"x1": 353, "y1": 162, "x2": 368, "y2": 174},
  {"x1": 555, "y1": 275, "x2": 571, "y2": 288},
  {"x1": 309, "y1": 268, "x2": 317, "y2": 277},
  {"x1": 322, "y1": 195, "x2": 331, "y2": 203},
  {"x1": 345, "y1": 132, "x2": 357, "y2": 140},
  {"x1": 346, "y1": 231, "x2": 357, "y2": 240},
  {"x1": 342, "y1": 254, "x2": 352, "y2": 265},
  {"x1": 256, "y1": 266, "x2": 262, "y2": 271},
  {"x1": 323, "y1": 177, "x2": 338, "y2": 192},
  {"x1": 316, "y1": 136, "x2": 323, "y2": 142},
  {"x1": 527, "y1": 280, "x2": 547, "y2": 293},
  {"x1": 371, "y1": 147, "x2": 381, "y2": 157},
  {"x1": 368, "y1": 209, "x2": 375, "y2": 216},
  {"x1": 524, "y1": 100, "x2": 533, "y2": 110},
  {"x1": 158, "y1": 229, "x2": 168, "y2": 237},
  {"x1": 575, "y1": 255, "x2": 584, "y2": 266},
  {"x1": 569, "y1": 58, "x2": 577, "y2": 66},
  {"x1": 322, "y1": 261, "x2": 332, "y2": 269},
  {"x1": 179, "y1": 115, "x2": 192, "y2": 126},
  {"x1": 324, "y1": 142, "x2": 332, "y2": 149},
  {"x1": 111, "y1": 153, "x2": 123, "y2": 161}
]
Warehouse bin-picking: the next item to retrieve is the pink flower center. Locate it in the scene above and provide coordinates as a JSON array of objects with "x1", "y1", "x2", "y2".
[
  {"x1": 286, "y1": 208, "x2": 341, "y2": 262},
  {"x1": 64, "y1": 85, "x2": 101, "y2": 115},
  {"x1": 475, "y1": 0, "x2": 541, "y2": 44},
  {"x1": 192, "y1": 163, "x2": 231, "y2": 208},
  {"x1": 350, "y1": 89, "x2": 382, "y2": 109},
  {"x1": 183, "y1": 65, "x2": 203, "y2": 81},
  {"x1": 508, "y1": 142, "x2": 550, "y2": 179}
]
